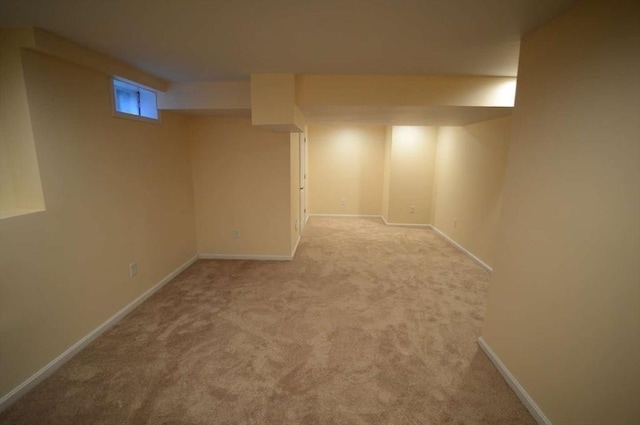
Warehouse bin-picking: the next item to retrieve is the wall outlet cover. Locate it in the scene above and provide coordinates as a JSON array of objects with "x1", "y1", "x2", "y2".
[{"x1": 129, "y1": 262, "x2": 138, "y2": 278}]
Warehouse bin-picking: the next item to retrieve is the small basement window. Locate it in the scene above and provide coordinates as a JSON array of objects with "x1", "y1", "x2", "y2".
[{"x1": 112, "y1": 78, "x2": 159, "y2": 120}]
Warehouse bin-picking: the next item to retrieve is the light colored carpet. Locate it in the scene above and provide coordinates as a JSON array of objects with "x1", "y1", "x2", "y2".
[{"x1": 0, "y1": 217, "x2": 535, "y2": 424}]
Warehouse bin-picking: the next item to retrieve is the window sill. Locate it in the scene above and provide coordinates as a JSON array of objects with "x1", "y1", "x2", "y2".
[{"x1": 113, "y1": 111, "x2": 162, "y2": 124}]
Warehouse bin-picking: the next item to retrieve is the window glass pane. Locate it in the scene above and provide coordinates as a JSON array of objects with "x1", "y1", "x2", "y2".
[
  {"x1": 115, "y1": 86, "x2": 139, "y2": 115},
  {"x1": 139, "y1": 88, "x2": 158, "y2": 119}
]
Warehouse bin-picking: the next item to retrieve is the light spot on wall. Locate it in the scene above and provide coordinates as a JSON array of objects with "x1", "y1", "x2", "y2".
[
  {"x1": 495, "y1": 80, "x2": 517, "y2": 106},
  {"x1": 392, "y1": 126, "x2": 423, "y2": 152}
]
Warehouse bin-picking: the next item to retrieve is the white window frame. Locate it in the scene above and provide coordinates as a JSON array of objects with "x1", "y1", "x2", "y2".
[{"x1": 110, "y1": 76, "x2": 161, "y2": 124}]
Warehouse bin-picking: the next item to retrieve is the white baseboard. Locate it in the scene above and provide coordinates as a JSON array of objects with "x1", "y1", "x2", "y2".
[
  {"x1": 198, "y1": 253, "x2": 292, "y2": 261},
  {"x1": 308, "y1": 214, "x2": 383, "y2": 219},
  {"x1": 381, "y1": 215, "x2": 432, "y2": 228},
  {"x1": 430, "y1": 226, "x2": 492, "y2": 272},
  {"x1": 0, "y1": 254, "x2": 199, "y2": 413},
  {"x1": 386, "y1": 222, "x2": 433, "y2": 228},
  {"x1": 478, "y1": 337, "x2": 552, "y2": 425},
  {"x1": 308, "y1": 215, "x2": 490, "y2": 272},
  {"x1": 291, "y1": 235, "x2": 301, "y2": 259},
  {"x1": 307, "y1": 215, "x2": 433, "y2": 229}
]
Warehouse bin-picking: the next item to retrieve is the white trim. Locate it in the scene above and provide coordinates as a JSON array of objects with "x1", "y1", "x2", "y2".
[
  {"x1": 430, "y1": 226, "x2": 492, "y2": 272},
  {"x1": 307, "y1": 215, "x2": 491, "y2": 271},
  {"x1": 385, "y1": 222, "x2": 432, "y2": 228},
  {"x1": 308, "y1": 214, "x2": 383, "y2": 219},
  {"x1": 0, "y1": 254, "x2": 198, "y2": 413},
  {"x1": 291, "y1": 235, "x2": 301, "y2": 259},
  {"x1": 478, "y1": 337, "x2": 552, "y2": 425},
  {"x1": 198, "y1": 253, "x2": 292, "y2": 261}
]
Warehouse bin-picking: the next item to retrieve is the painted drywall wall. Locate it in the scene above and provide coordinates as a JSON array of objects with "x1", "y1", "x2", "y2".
[
  {"x1": 381, "y1": 127, "x2": 392, "y2": 221},
  {"x1": 307, "y1": 125, "x2": 385, "y2": 215},
  {"x1": 290, "y1": 133, "x2": 300, "y2": 252},
  {"x1": 158, "y1": 81, "x2": 251, "y2": 112},
  {"x1": 31, "y1": 28, "x2": 168, "y2": 91},
  {"x1": 386, "y1": 126, "x2": 438, "y2": 224},
  {"x1": 296, "y1": 74, "x2": 516, "y2": 107},
  {"x1": 251, "y1": 73, "x2": 304, "y2": 132},
  {"x1": 0, "y1": 50, "x2": 197, "y2": 398},
  {"x1": 0, "y1": 29, "x2": 45, "y2": 215},
  {"x1": 433, "y1": 117, "x2": 511, "y2": 267},
  {"x1": 304, "y1": 126, "x2": 309, "y2": 223},
  {"x1": 482, "y1": 1, "x2": 640, "y2": 423},
  {"x1": 189, "y1": 117, "x2": 291, "y2": 256}
]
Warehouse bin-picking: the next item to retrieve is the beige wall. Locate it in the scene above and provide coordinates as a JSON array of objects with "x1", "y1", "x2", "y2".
[
  {"x1": 158, "y1": 81, "x2": 251, "y2": 111},
  {"x1": 307, "y1": 125, "x2": 385, "y2": 215},
  {"x1": 387, "y1": 126, "x2": 438, "y2": 224},
  {"x1": 30, "y1": 28, "x2": 168, "y2": 91},
  {"x1": 0, "y1": 29, "x2": 45, "y2": 215},
  {"x1": 433, "y1": 117, "x2": 511, "y2": 267},
  {"x1": 250, "y1": 73, "x2": 304, "y2": 132},
  {"x1": 0, "y1": 50, "x2": 197, "y2": 397},
  {"x1": 482, "y1": 1, "x2": 640, "y2": 423},
  {"x1": 304, "y1": 126, "x2": 309, "y2": 222},
  {"x1": 251, "y1": 73, "x2": 294, "y2": 125},
  {"x1": 290, "y1": 133, "x2": 300, "y2": 250},
  {"x1": 296, "y1": 74, "x2": 516, "y2": 107},
  {"x1": 381, "y1": 127, "x2": 392, "y2": 221},
  {"x1": 189, "y1": 117, "x2": 292, "y2": 256}
]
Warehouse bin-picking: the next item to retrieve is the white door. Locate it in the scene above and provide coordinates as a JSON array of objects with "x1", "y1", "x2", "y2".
[{"x1": 299, "y1": 133, "x2": 307, "y2": 232}]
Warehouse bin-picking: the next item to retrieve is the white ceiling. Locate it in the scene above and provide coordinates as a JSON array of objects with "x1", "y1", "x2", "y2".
[{"x1": 0, "y1": 0, "x2": 577, "y2": 83}]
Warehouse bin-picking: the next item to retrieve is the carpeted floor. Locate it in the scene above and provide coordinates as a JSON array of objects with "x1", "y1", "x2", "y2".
[{"x1": 0, "y1": 217, "x2": 535, "y2": 425}]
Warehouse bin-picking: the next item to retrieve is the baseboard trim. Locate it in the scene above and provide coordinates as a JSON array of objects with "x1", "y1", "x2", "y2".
[
  {"x1": 478, "y1": 337, "x2": 552, "y2": 425},
  {"x1": 291, "y1": 235, "x2": 301, "y2": 259},
  {"x1": 198, "y1": 253, "x2": 292, "y2": 261},
  {"x1": 308, "y1": 214, "x2": 383, "y2": 219},
  {"x1": 380, "y1": 215, "x2": 431, "y2": 227},
  {"x1": 0, "y1": 254, "x2": 198, "y2": 413},
  {"x1": 386, "y1": 222, "x2": 433, "y2": 228},
  {"x1": 305, "y1": 215, "x2": 490, "y2": 271},
  {"x1": 430, "y1": 226, "x2": 492, "y2": 272}
]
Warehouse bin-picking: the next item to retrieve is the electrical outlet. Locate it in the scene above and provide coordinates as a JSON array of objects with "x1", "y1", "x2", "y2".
[
  {"x1": 129, "y1": 262, "x2": 138, "y2": 278},
  {"x1": 410, "y1": 206, "x2": 416, "y2": 214},
  {"x1": 340, "y1": 198, "x2": 346, "y2": 206},
  {"x1": 232, "y1": 229, "x2": 240, "y2": 238}
]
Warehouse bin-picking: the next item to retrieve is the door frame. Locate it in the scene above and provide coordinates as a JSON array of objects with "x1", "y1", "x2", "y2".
[{"x1": 299, "y1": 133, "x2": 307, "y2": 232}]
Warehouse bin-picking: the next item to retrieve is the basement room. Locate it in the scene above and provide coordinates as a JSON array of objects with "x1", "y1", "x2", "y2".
[{"x1": 0, "y1": 1, "x2": 638, "y2": 424}]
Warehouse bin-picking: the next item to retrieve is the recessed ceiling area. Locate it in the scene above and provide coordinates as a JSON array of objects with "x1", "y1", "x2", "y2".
[{"x1": 0, "y1": 0, "x2": 577, "y2": 82}]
